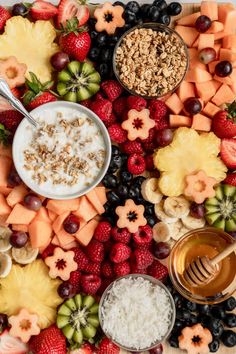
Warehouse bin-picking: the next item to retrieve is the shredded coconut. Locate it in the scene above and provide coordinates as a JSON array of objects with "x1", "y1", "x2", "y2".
[{"x1": 100, "y1": 276, "x2": 173, "y2": 350}]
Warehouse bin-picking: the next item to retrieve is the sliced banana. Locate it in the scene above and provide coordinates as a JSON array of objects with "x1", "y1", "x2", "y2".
[
  {"x1": 0, "y1": 253, "x2": 12, "y2": 278},
  {"x1": 0, "y1": 226, "x2": 12, "y2": 252},
  {"x1": 12, "y1": 242, "x2": 38, "y2": 265},
  {"x1": 141, "y1": 178, "x2": 163, "y2": 204},
  {"x1": 154, "y1": 200, "x2": 178, "y2": 223},
  {"x1": 181, "y1": 215, "x2": 206, "y2": 230},
  {"x1": 163, "y1": 196, "x2": 190, "y2": 218},
  {"x1": 153, "y1": 222, "x2": 171, "y2": 242},
  {"x1": 168, "y1": 220, "x2": 190, "y2": 241}
]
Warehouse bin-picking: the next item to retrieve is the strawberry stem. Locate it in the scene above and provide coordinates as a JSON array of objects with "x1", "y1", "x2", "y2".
[
  {"x1": 226, "y1": 101, "x2": 236, "y2": 121},
  {"x1": 0, "y1": 124, "x2": 11, "y2": 146},
  {"x1": 23, "y1": 72, "x2": 55, "y2": 105},
  {"x1": 59, "y1": 18, "x2": 88, "y2": 36}
]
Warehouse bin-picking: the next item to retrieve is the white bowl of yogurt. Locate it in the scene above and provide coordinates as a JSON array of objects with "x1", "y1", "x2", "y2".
[{"x1": 13, "y1": 101, "x2": 111, "y2": 200}]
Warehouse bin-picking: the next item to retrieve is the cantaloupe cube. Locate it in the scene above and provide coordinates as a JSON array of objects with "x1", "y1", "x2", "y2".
[
  {"x1": 52, "y1": 211, "x2": 70, "y2": 234},
  {"x1": 195, "y1": 80, "x2": 217, "y2": 102},
  {"x1": 212, "y1": 84, "x2": 235, "y2": 106},
  {"x1": 6, "y1": 203, "x2": 36, "y2": 225},
  {"x1": 29, "y1": 220, "x2": 53, "y2": 249},
  {"x1": 185, "y1": 68, "x2": 212, "y2": 83},
  {"x1": 0, "y1": 143, "x2": 12, "y2": 159},
  {"x1": 6, "y1": 184, "x2": 28, "y2": 208},
  {"x1": 201, "y1": 1, "x2": 218, "y2": 21},
  {"x1": 86, "y1": 189, "x2": 105, "y2": 215},
  {"x1": 0, "y1": 215, "x2": 9, "y2": 227},
  {"x1": 192, "y1": 36, "x2": 199, "y2": 48},
  {"x1": 33, "y1": 206, "x2": 51, "y2": 224},
  {"x1": 230, "y1": 81, "x2": 236, "y2": 94},
  {"x1": 48, "y1": 210, "x2": 57, "y2": 222},
  {"x1": 75, "y1": 219, "x2": 99, "y2": 247},
  {"x1": 0, "y1": 156, "x2": 12, "y2": 187},
  {"x1": 94, "y1": 186, "x2": 107, "y2": 206},
  {"x1": 218, "y1": 3, "x2": 236, "y2": 34},
  {"x1": 0, "y1": 186, "x2": 12, "y2": 196},
  {"x1": 175, "y1": 26, "x2": 199, "y2": 47},
  {"x1": 0, "y1": 193, "x2": 11, "y2": 216},
  {"x1": 176, "y1": 12, "x2": 201, "y2": 26},
  {"x1": 212, "y1": 80, "x2": 222, "y2": 92},
  {"x1": 55, "y1": 229, "x2": 75, "y2": 247},
  {"x1": 177, "y1": 81, "x2": 196, "y2": 102},
  {"x1": 214, "y1": 31, "x2": 227, "y2": 40},
  {"x1": 169, "y1": 115, "x2": 192, "y2": 128},
  {"x1": 208, "y1": 61, "x2": 220, "y2": 74},
  {"x1": 62, "y1": 240, "x2": 78, "y2": 250},
  {"x1": 198, "y1": 34, "x2": 214, "y2": 51},
  {"x1": 189, "y1": 48, "x2": 206, "y2": 70},
  {"x1": 73, "y1": 196, "x2": 97, "y2": 222},
  {"x1": 213, "y1": 74, "x2": 233, "y2": 85},
  {"x1": 165, "y1": 93, "x2": 184, "y2": 115},
  {"x1": 223, "y1": 34, "x2": 236, "y2": 49},
  {"x1": 46, "y1": 198, "x2": 79, "y2": 215},
  {"x1": 191, "y1": 114, "x2": 212, "y2": 131},
  {"x1": 214, "y1": 43, "x2": 221, "y2": 59},
  {"x1": 203, "y1": 101, "x2": 221, "y2": 117},
  {"x1": 12, "y1": 224, "x2": 29, "y2": 233},
  {"x1": 219, "y1": 48, "x2": 236, "y2": 62},
  {"x1": 52, "y1": 235, "x2": 60, "y2": 246},
  {"x1": 206, "y1": 21, "x2": 224, "y2": 33}
]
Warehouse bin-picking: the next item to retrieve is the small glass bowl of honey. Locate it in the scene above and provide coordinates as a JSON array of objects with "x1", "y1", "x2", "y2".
[{"x1": 169, "y1": 227, "x2": 236, "y2": 304}]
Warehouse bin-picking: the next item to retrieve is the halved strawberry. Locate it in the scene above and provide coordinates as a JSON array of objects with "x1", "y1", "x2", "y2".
[
  {"x1": 30, "y1": 0, "x2": 58, "y2": 21},
  {"x1": 57, "y1": 0, "x2": 90, "y2": 28},
  {"x1": 220, "y1": 138, "x2": 236, "y2": 169}
]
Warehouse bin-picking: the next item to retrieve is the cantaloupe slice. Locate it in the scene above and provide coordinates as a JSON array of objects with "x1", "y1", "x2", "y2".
[
  {"x1": 52, "y1": 211, "x2": 70, "y2": 234},
  {"x1": 218, "y1": 3, "x2": 236, "y2": 34},
  {"x1": 169, "y1": 115, "x2": 192, "y2": 128},
  {"x1": 6, "y1": 185, "x2": 28, "y2": 208},
  {"x1": 46, "y1": 198, "x2": 80, "y2": 215},
  {"x1": 6, "y1": 203, "x2": 36, "y2": 225},
  {"x1": 191, "y1": 114, "x2": 212, "y2": 131},
  {"x1": 0, "y1": 186, "x2": 12, "y2": 196},
  {"x1": 51, "y1": 235, "x2": 60, "y2": 246},
  {"x1": 33, "y1": 206, "x2": 51, "y2": 224},
  {"x1": 206, "y1": 21, "x2": 224, "y2": 33},
  {"x1": 198, "y1": 34, "x2": 215, "y2": 51},
  {"x1": 208, "y1": 61, "x2": 220, "y2": 74},
  {"x1": 94, "y1": 186, "x2": 107, "y2": 206},
  {"x1": 201, "y1": 1, "x2": 218, "y2": 21},
  {"x1": 177, "y1": 81, "x2": 196, "y2": 102},
  {"x1": 214, "y1": 43, "x2": 221, "y2": 59},
  {"x1": 219, "y1": 48, "x2": 236, "y2": 62},
  {"x1": 213, "y1": 74, "x2": 233, "y2": 85},
  {"x1": 175, "y1": 26, "x2": 199, "y2": 47},
  {"x1": 0, "y1": 193, "x2": 11, "y2": 216},
  {"x1": 192, "y1": 36, "x2": 199, "y2": 48},
  {"x1": 0, "y1": 156, "x2": 12, "y2": 187},
  {"x1": 0, "y1": 215, "x2": 9, "y2": 227},
  {"x1": 203, "y1": 101, "x2": 221, "y2": 117},
  {"x1": 223, "y1": 34, "x2": 236, "y2": 49},
  {"x1": 185, "y1": 68, "x2": 212, "y2": 83},
  {"x1": 0, "y1": 143, "x2": 12, "y2": 159},
  {"x1": 72, "y1": 196, "x2": 97, "y2": 222},
  {"x1": 75, "y1": 219, "x2": 99, "y2": 246},
  {"x1": 165, "y1": 93, "x2": 184, "y2": 115},
  {"x1": 212, "y1": 84, "x2": 235, "y2": 106},
  {"x1": 29, "y1": 220, "x2": 53, "y2": 249},
  {"x1": 48, "y1": 210, "x2": 57, "y2": 222},
  {"x1": 176, "y1": 11, "x2": 201, "y2": 26},
  {"x1": 212, "y1": 80, "x2": 222, "y2": 92},
  {"x1": 86, "y1": 189, "x2": 105, "y2": 215},
  {"x1": 12, "y1": 224, "x2": 29, "y2": 233},
  {"x1": 56, "y1": 229, "x2": 75, "y2": 247},
  {"x1": 189, "y1": 48, "x2": 206, "y2": 70},
  {"x1": 195, "y1": 80, "x2": 218, "y2": 102}
]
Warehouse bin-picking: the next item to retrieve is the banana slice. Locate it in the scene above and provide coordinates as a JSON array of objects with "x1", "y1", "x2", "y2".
[
  {"x1": 0, "y1": 226, "x2": 12, "y2": 252},
  {"x1": 12, "y1": 242, "x2": 38, "y2": 265},
  {"x1": 0, "y1": 253, "x2": 12, "y2": 278},
  {"x1": 153, "y1": 222, "x2": 171, "y2": 242},
  {"x1": 168, "y1": 220, "x2": 190, "y2": 241},
  {"x1": 154, "y1": 200, "x2": 178, "y2": 223},
  {"x1": 181, "y1": 215, "x2": 206, "y2": 230},
  {"x1": 141, "y1": 178, "x2": 163, "y2": 204},
  {"x1": 163, "y1": 196, "x2": 190, "y2": 218}
]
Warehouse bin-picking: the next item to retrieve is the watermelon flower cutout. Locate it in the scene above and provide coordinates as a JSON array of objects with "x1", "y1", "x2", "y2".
[
  {"x1": 122, "y1": 109, "x2": 155, "y2": 141},
  {"x1": 184, "y1": 170, "x2": 217, "y2": 204},
  {"x1": 115, "y1": 199, "x2": 147, "y2": 233},
  {"x1": 45, "y1": 247, "x2": 78, "y2": 281},
  {"x1": 8, "y1": 308, "x2": 40, "y2": 343}
]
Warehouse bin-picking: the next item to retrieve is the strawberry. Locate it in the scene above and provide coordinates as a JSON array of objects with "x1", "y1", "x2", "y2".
[
  {"x1": 71, "y1": 247, "x2": 89, "y2": 271},
  {"x1": 113, "y1": 96, "x2": 127, "y2": 116},
  {"x1": 101, "y1": 261, "x2": 114, "y2": 278},
  {"x1": 30, "y1": 0, "x2": 58, "y2": 21},
  {"x1": 97, "y1": 338, "x2": 119, "y2": 354},
  {"x1": 220, "y1": 138, "x2": 236, "y2": 169},
  {"x1": 0, "y1": 110, "x2": 23, "y2": 132},
  {"x1": 11, "y1": 88, "x2": 21, "y2": 100},
  {"x1": 41, "y1": 243, "x2": 56, "y2": 260},
  {"x1": 101, "y1": 80, "x2": 123, "y2": 102},
  {"x1": 70, "y1": 343, "x2": 94, "y2": 354},
  {"x1": 94, "y1": 221, "x2": 112, "y2": 242},
  {"x1": 81, "y1": 274, "x2": 101, "y2": 295},
  {"x1": 127, "y1": 95, "x2": 147, "y2": 111},
  {"x1": 147, "y1": 259, "x2": 168, "y2": 281},
  {"x1": 149, "y1": 99, "x2": 169, "y2": 131},
  {"x1": 110, "y1": 243, "x2": 131, "y2": 263},
  {"x1": 68, "y1": 270, "x2": 81, "y2": 292},
  {"x1": 212, "y1": 101, "x2": 236, "y2": 139},
  {"x1": 122, "y1": 140, "x2": 144, "y2": 155},
  {"x1": 59, "y1": 18, "x2": 91, "y2": 62},
  {"x1": 111, "y1": 227, "x2": 131, "y2": 244},
  {"x1": 29, "y1": 325, "x2": 66, "y2": 354},
  {"x1": 131, "y1": 249, "x2": 153, "y2": 269},
  {"x1": 0, "y1": 6, "x2": 11, "y2": 31},
  {"x1": 133, "y1": 225, "x2": 153, "y2": 246},
  {"x1": 224, "y1": 173, "x2": 236, "y2": 186},
  {"x1": 108, "y1": 123, "x2": 127, "y2": 143},
  {"x1": 113, "y1": 261, "x2": 130, "y2": 277},
  {"x1": 127, "y1": 153, "x2": 146, "y2": 175},
  {"x1": 90, "y1": 98, "x2": 113, "y2": 126},
  {"x1": 86, "y1": 240, "x2": 105, "y2": 263},
  {"x1": 27, "y1": 92, "x2": 57, "y2": 110},
  {"x1": 83, "y1": 261, "x2": 101, "y2": 275},
  {"x1": 57, "y1": 0, "x2": 90, "y2": 28}
]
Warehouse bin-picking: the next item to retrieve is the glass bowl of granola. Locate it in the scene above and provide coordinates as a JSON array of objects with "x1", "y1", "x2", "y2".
[
  {"x1": 113, "y1": 23, "x2": 189, "y2": 99},
  {"x1": 12, "y1": 101, "x2": 111, "y2": 199}
]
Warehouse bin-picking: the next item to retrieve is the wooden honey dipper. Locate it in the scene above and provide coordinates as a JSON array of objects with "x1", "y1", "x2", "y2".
[{"x1": 184, "y1": 242, "x2": 236, "y2": 287}]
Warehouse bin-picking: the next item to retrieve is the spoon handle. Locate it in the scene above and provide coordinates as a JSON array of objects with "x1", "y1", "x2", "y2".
[
  {"x1": 211, "y1": 241, "x2": 236, "y2": 266},
  {"x1": 0, "y1": 78, "x2": 38, "y2": 128}
]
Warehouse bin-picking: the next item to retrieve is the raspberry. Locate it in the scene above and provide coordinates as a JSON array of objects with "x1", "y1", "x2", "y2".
[
  {"x1": 133, "y1": 225, "x2": 153, "y2": 246},
  {"x1": 94, "y1": 221, "x2": 112, "y2": 242},
  {"x1": 80, "y1": 98, "x2": 92, "y2": 108},
  {"x1": 113, "y1": 261, "x2": 131, "y2": 277},
  {"x1": 110, "y1": 243, "x2": 131, "y2": 263},
  {"x1": 103, "y1": 240, "x2": 113, "y2": 253},
  {"x1": 147, "y1": 259, "x2": 168, "y2": 281},
  {"x1": 131, "y1": 249, "x2": 153, "y2": 269},
  {"x1": 68, "y1": 270, "x2": 81, "y2": 293},
  {"x1": 71, "y1": 247, "x2": 89, "y2": 271},
  {"x1": 130, "y1": 264, "x2": 148, "y2": 274},
  {"x1": 149, "y1": 99, "x2": 169, "y2": 131},
  {"x1": 101, "y1": 80, "x2": 124, "y2": 101},
  {"x1": 81, "y1": 274, "x2": 101, "y2": 295},
  {"x1": 84, "y1": 261, "x2": 101, "y2": 275},
  {"x1": 86, "y1": 240, "x2": 105, "y2": 263},
  {"x1": 98, "y1": 278, "x2": 114, "y2": 296},
  {"x1": 108, "y1": 123, "x2": 127, "y2": 143},
  {"x1": 127, "y1": 95, "x2": 147, "y2": 111},
  {"x1": 41, "y1": 244, "x2": 56, "y2": 260},
  {"x1": 113, "y1": 96, "x2": 127, "y2": 116},
  {"x1": 111, "y1": 227, "x2": 131, "y2": 244},
  {"x1": 90, "y1": 98, "x2": 113, "y2": 127},
  {"x1": 145, "y1": 154, "x2": 154, "y2": 171},
  {"x1": 122, "y1": 141, "x2": 144, "y2": 155},
  {"x1": 101, "y1": 261, "x2": 114, "y2": 278},
  {"x1": 127, "y1": 153, "x2": 146, "y2": 175}
]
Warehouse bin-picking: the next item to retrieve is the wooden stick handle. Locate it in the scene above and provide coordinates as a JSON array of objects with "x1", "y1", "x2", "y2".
[{"x1": 211, "y1": 242, "x2": 236, "y2": 266}]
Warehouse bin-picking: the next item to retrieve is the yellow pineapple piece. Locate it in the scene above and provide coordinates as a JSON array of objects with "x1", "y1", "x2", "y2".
[
  {"x1": 0, "y1": 17, "x2": 59, "y2": 82},
  {"x1": 0, "y1": 260, "x2": 63, "y2": 329},
  {"x1": 153, "y1": 127, "x2": 227, "y2": 197}
]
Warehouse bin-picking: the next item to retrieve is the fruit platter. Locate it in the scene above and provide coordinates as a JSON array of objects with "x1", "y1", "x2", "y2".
[{"x1": 0, "y1": 0, "x2": 236, "y2": 353}]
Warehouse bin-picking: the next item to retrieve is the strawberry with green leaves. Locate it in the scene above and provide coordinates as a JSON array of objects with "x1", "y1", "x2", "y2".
[
  {"x1": 212, "y1": 101, "x2": 236, "y2": 139},
  {"x1": 0, "y1": 124, "x2": 10, "y2": 145}
]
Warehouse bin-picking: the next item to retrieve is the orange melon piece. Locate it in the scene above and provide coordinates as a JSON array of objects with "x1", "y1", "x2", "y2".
[
  {"x1": 56, "y1": 229, "x2": 75, "y2": 247},
  {"x1": 214, "y1": 43, "x2": 221, "y2": 59},
  {"x1": 219, "y1": 48, "x2": 236, "y2": 62},
  {"x1": 203, "y1": 101, "x2": 221, "y2": 117},
  {"x1": 94, "y1": 186, "x2": 107, "y2": 206},
  {"x1": 6, "y1": 185, "x2": 28, "y2": 208},
  {"x1": 86, "y1": 189, "x2": 105, "y2": 215},
  {"x1": 0, "y1": 156, "x2": 12, "y2": 187},
  {"x1": 191, "y1": 114, "x2": 212, "y2": 131},
  {"x1": 165, "y1": 93, "x2": 184, "y2": 115},
  {"x1": 214, "y1": 31, "x2": 226, "y2": 40},
  {"x1": 192, "y1": 36, "x2": 199, "y2": 48},
  {"x1": 185, "y1": 68, "x2": 212, "y2": 83},
  {"x1": 201, "y1": 1, "x2": 218, "y2": 21},
  {"x1": 0, "y1": 143, "x2": 12, "y2": 159},
  {"x1": 175, "y1": 26, "x2": 199, "y2": 47},
  {"x1": 0, "y1": 186, "x2": 12, "y2": 196},
  {"x1": 75, "y1": 219, "x2": 99, "y2": 247},
  {"x1": 33, "y1": 206, "x2": 51, "y2": 224},
  {"x1": 12, "y1": 224, "x2": 28, "y2": 233},
  {"x1": 176, "y1": 11, "x2": 201, "y2": 26},
  {"x1": 213, "y1": 74, "x2": 233, "y2": 85},
  {"x1": 177, "y1": 81, "x2": 196, "y2": 102},
  {"x1": 0, "y1": 193, "x2": 11, "y2": 216},
  {"x1": 46, "y1": 198, "x2": 80, "y2": 215},
  {"x1": 73, "y1": 196, "x2": 97, "y2": 222},
  {"x1": 169, "y1": 115, "x2": 192, "y2": 128},
  {"x1": 48, "y1": 210, "x2": 57, "y2": 222},
  {"x1": 62, "y1": 240, "x2": 78, "y2": 250},
  {"x1": 52, "y1": 235, "x2": 60, "y2": 246},
  {"x1": 6, "y1": 204, "x2": 36, "y2": 225},
  {"x1": 223, "y1": 34, "x2": 236, "y2": 49},
  {"x1": 212, "y1": 84, "x2": 235, "y2": 106},
  {"x1": 29, "y1": 220, "x2": 53, "y2": 248},
  {"x1": 212, "y1": 80, "x2": 221, "y2": 92},
  {"x1": 189, "y1": 48, "x2": 206, "y2": 70},
  {"x1": 206, "y1": 21, "x2": 224, "y2": 33},
  {"x1": 52, "y1": 211, "x2": 70, "y2": 234},
  {"x1": 208, "y1": 61, "x2": 220, "y2": 74},
  {"x1": 198, "y1": 34, "x2": 214, "y2": 51},
  {"x1": 230, "y1": 81, "x2": 236, "y2": 94},
  {"x1": 0, "y1": 215, "x2": 9, "y2": 227},
  {"x1": 195, "y1": 80, "x2": 217, "y2": 102},
  {"x1": 218, "y1": 3, "x2": 236, "y2": 34}
]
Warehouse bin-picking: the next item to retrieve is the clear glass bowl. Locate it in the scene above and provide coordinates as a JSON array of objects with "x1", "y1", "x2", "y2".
[
  {"x1": 113, "y1": 23, "x2": 189, "y2": 99},
  {"x1": 99, "y1": 274, "x2": 176, "y2": 352}
]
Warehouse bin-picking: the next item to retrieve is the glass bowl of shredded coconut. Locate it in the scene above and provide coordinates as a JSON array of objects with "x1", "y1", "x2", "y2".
[{"x1": 99, "y1": 274, "x2": 176, "y2": 352}]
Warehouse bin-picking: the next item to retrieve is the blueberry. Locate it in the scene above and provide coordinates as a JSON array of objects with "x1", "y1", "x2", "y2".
[
  {"x1": 223, "y1": 313, "x2": 236, "y2": 328},
  {"x1": 109, "y1": 34, "x2": 120, "y2": 47},
  {"x1": 126, "y1": 1, "x2": 140, "y2": 14},
  {"x1": 88, "y1": 18, "x2": 96, "y2": 28},
  {"x1": 120, "y1": 170, "x2": 133, "y2": 184},
  {"x1": 184, "y1": 300, "x2": 197, "y2": 312},
  {"x1": 168, "y1": 333, "x2": 179, "y2": 348},
  {"x1": 103, "y1": 215, "x2": 117, "y2": 227},
  {"x1": 135, "y1": 196, "x2": 146, "y2": 204},
  {"x1": 145, "y1": 203, "x2": 155, "y2": 215},
  {"x1": 173, "y1": 293, "x2": 184, "y2": 308},
  {"x1": 113, "y1": 1, "x2": 125, "y2": 7},
  {"x1": 209, "y1": 338, "x2": 220, "y2": 352},
  {"x1": 222, "y1": 297, "x2": 236, "y2": 311},
  {"x1": 129, "y1": 185, "x2": 140, "y2": 199},
  {"x1": 109, "y1": 155, "x2": 123, "y2": 173},
  {"x1": 120, "y1": 153, "x2": 128, "y2": 166},
  {"x1": 112, "y1": 145, "x2": 121, "y2": 156},
  {"x1": 155, "y1": 0, "x2": 168, "y2": 11},
  {"x1": 132, "y1": 176, "x2": 146, "y2": 187},
  {"x1": 167, "y1": 2, "x2": 182, "y2": 16},
  {"x1": 158, "y1": 12, "x2": 171, "y2": 25},
  {"x1": 124, "y1": 10, "x2": 137, "y2": 24},
  {"x1": 89, "y1": 47, "x2": 100, "y2": 61},
  {"x1": 117, "y1": 184, "x2": 129, "y2": 199},
  {"x1": 121, "y1": 23, "x2": 133, "y2": 33},
  {"x1": 146, "y1": 215, "x2": 157, "y2": 227},
  {"x1": 140, "y1": 4, "x2": 151, "y2": 19},
  {"x1": 100, "y1": 48, "x2": 113, "y2": 63},
  {"x1": 186, "y1": 314, "x2": 198, "y2": 326},
  {"x1": 102, "y1": 174, "x2": 118, "y2": 189},
  {"x1": 174, "y1": 319, "x2": 185, "y2": 332},
  {"x1": 90, "y1": 30, "x2": 98, "y2": 41},
  {"x1": 147, "y1": 6, "x2": 160, "y2": 21},
  {"x1": 197, "y1": 304, "x2": 211, "y2": 315},
  {"x1": 106, "y1": 191, "x2": 120, "y2": 204},
  {"x1": 221, "y1": 330, "x2": 236, "y2": 347},
  {"x1": 211, "y1": 306, "x2": 226, "y2": 320},
  {"x1": 98, "y1": 63, "x2": 110, "y2": 79},
  {"x1": 97, "y1": 33, "x2": 107, "y2": 47},
  {"x1": 103, "y1": 202, "x2": 115, "y2": 216},
  {"x1": 176, "y1": 309, "x2": 191, "y2": 321},
  {"x1": 208, "y1": 319, "x2": 224, "y2": 338}
]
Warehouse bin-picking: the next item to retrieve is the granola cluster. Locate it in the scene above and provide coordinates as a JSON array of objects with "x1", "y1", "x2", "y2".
[{"x1": 115, "y1": 28, "x2": 188, "y2": 97}]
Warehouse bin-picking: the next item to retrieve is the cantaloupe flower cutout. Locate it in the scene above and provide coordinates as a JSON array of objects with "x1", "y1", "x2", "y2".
[
  {"x1": 122, "y1": 109, "x2": 155, "y2": 141},
  {"x1": 116, "y1": 199, "x2": 146, "y2": 233},
  {"x1": 45, "y1": 247, "x2": 78, "y2": 281},
  {"x1": 9, "y1": 308, "x2": 40, "y2": 343}
]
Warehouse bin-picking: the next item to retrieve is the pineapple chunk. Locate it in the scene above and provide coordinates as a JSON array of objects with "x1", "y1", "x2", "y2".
[
  {"x1": 154, "y1": 127, "x2": 227, "y2": 197},
  {"x1": 0, "y1": 17, "x2": 59, "y2": 82},
  {"x1": 0, "y1": 260, "x2": 63, "y2": 329}
]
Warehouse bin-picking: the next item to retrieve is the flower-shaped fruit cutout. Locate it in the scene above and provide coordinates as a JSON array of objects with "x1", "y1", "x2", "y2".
[
  {"x1": 122, "y1": 109, "x2": 155, "y2": 141},
  {"x1": 115, "y1": 199, "x2": 147, "y2": 233},
  {"x1": 45, "y1": 247, "x2": 77, "y2": 281},
  {"x1": 8, "y1": 308, "x2": 40, "y2": 343},
  {"x1": 184, "y1": 170, "x2": 217, "y2": 204},
  {"x1": 94, "y1": 2, "x2": 125, "y2": 35},
  {"x1": 0, "y1": 56, "x2": 27, "y2": 89},
  {"x1": 178, "y1": 323, "x2": 212, "y2": 354}
]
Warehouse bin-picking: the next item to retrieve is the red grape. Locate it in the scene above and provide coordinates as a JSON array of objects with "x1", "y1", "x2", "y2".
[
  {"x1": 195, "y1": 15, "x2": 212, "y2": 33},
  {"x1": 184, "y1": 97, "x2": 202, "y2": 115},
  {"x1": 10, "y1": 231, "x2": 28, "y2": 248},
  {"x1": 190, "y1": 202, "x2": 205, "y2": 219},
  {"x1": 50, "y1": 52, "x2": 70, "y2": 71},
  {"x1": 7, "y1": 169, "x2": 22, "y2": 187},
  {"x1": 153, "y1": 242, "x2": 171, "y2": 259},
  {"x1": 57, "y1": 282, "x2": 75, "y2": 299},
  {"x1": 150, "y1": 344, "x2": 163, "y2": 354},
  {"x1": 63, "y1": 215, "x2": 80, "y2": 234},
  {"x1": 24, "y1": 194, "x2": 42, "y2": 211},
  {"x1": 215, "y1": 60, "x2": 232, "y2": 77},
  {"x1": 199, "y1": 47, "x2": 216, "y2": 64},
  {"x1": 156, "y1": 129, "x2": 173, "y2": 147}
]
